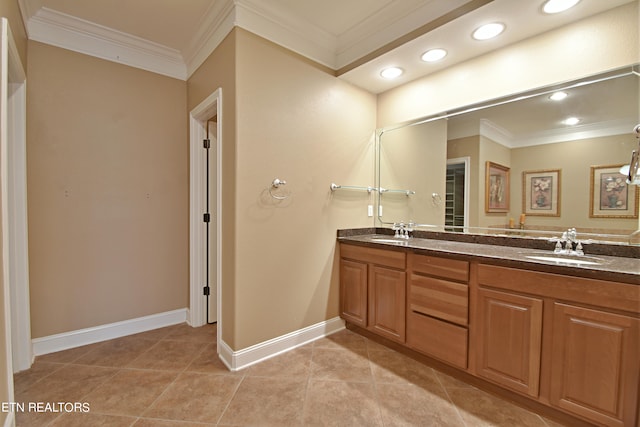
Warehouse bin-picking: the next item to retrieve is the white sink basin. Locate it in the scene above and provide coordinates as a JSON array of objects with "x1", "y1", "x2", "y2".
[
  {"x1": 370, "y1": 238, "x2": 408, "y2": 244},
  {"x1": 524, "y1": 254, "x2": 603, "y2": 266}
]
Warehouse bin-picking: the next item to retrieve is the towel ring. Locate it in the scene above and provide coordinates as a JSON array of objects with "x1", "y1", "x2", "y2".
[{"x1": 269, "y1": 178, "x2": 290, "y2": 200}]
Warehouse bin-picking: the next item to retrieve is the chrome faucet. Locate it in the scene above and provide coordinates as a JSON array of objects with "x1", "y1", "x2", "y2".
[
  {"x1": 551, "y1": 227, "x2": 584, "y2": 255},
  {"x1": 393, "y1": 221, "x2": 414, "y2": 239}
]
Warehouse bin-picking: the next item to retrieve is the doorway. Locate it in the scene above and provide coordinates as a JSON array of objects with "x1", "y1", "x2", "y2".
[
  {"x1": 1, "y1": 18, "x2": 31, "y2": 379},
  {"x1": 189, "y1": 89, "x2": 222, "y2": 343}
]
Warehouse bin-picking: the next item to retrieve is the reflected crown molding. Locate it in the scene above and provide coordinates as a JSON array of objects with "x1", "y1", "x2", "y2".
[
  {"x1": 480, "y1": 119, "x2": 514, "y2": 147},
  {"x1": 478, "y1": 117, "x2": 636, "y2": 149}
]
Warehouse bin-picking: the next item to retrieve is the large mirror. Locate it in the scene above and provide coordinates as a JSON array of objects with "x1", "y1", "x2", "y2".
[{"x1": 377, "y1": 66, "x2": 640, "y2": 243}]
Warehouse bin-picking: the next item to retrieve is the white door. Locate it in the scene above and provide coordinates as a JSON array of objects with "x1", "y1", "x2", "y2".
[{"x1": 206, "y1": 120, "x2": 217, "y2": 323}]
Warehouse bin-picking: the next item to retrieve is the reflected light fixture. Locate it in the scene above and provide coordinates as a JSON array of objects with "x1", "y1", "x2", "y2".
[
  {"x1": 543, "y1": 0, "x2": 581, "y2": 14},
  {"x1": 421, "y1": 48, "x2": 447, "y2": 62},
  {"x1": 549, "y1": 91, "x2": 568, "y2": 101},
  {"x1": 562, "y1": 117, "x2": 580, "y2": 125},
  {"x1": 380, "y1": 67, "x2": 403, "y2": 79},
  {"x1": 472, "y1": 22, "x2": 505, "y2": 40},
  {"x1": 622, "y1": 124, "x2": 640, "y2": 185}
]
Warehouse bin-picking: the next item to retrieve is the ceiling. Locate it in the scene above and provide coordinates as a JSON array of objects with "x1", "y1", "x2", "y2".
[{"x1": 19, "y1": 0, "x2": 635, "y2": 93}]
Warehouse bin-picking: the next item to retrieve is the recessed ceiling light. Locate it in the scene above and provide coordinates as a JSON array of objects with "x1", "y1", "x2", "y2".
[
  {"x1": 563, "y1": 117, "x2": 580, "y2": 125},
  {"x1": 472, "y1": 22, "x2": 505, "y2": 41},
  {"x1": 549, "y1": 91, "x2": 568, "y2": 101},
  {"x1": 380, "y1": 67, "x2": 403, "y2": 79},
  {"x1": 421, "y1": 48, "x2": 447, "y2": 62},
  {"x1": 542, "y1": 0, "x2": 581, "y2": 14}
]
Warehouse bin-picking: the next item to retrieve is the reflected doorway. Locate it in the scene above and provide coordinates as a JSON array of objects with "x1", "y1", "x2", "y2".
[{"x1": 445, "y1": 157, "x2": 470, "y2": 231}]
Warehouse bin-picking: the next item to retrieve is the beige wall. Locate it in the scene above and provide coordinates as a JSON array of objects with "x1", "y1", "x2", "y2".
[
  {"x1": 379, "y1": 120, "x2": 447, "y2": 225},
  {"x1": 377, "y1": 1, "x2": 639, "y2": 127},
  {"x1": 27, "y1": 41, "x2": 188, "y2": 338},
  {"x1": 231, "y1": 29, "x2": 376, "y2": 349},
  {"x1": 187, "y1": 29, "x2": 238, "y2": 347},
  {"x1": 188, "y1": 29, "x2": 376, "y2": 350},
  {"x1": 511, "y1": 135, "x2": 637, "y2": 231}
]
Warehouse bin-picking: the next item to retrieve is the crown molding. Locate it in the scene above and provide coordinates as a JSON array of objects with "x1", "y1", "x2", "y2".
[
  {"x1": 233, "y1": 0, "x2": 337, "y2": 69},
  {"x1": 335, "y1": 0, "x2": 468, "y2": 70},
  {"x1": 17, "y1": 0, "x2": 38, "y2": 36},
  {"x1": 182, "y1": 0, "x2": 236, "y2": 78},
  {"x1": 23, "y1": 0, "x2": 339, "y2": 80},
  {"x1": 27, "y1": 7, "x2": 187, "y2": 80},
  {"x1": 22, "y1": 0, "x2": 468, "y2": 81}
]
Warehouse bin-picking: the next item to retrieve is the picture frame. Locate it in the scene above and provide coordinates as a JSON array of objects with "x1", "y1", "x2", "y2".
[
  {"x1": 522, "y1": 169, "x2": 561, "y2": 217},
  {"x1": 485, "y1": 161, "x2": 510, "y2": 213},
  {"x1": 589, "y1": 164, "x2": 639, "y2": 218}
]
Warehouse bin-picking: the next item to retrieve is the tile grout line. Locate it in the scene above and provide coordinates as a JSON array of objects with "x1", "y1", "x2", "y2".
[
  {"x1": 366, "y1": 338, "x2": 388, "y2": 427},
  {"x1": 214, "y1": 372, "x2": 247, "y2": 426},
  {"x1": 432, "y1": 369, "x2": 470, "y2": 427},
  {"x1": 129, "y1": 331, "x2": 219, "y2": 422},
  {"x1": 136, "y1": 367, "x2": 184, "y2": 420}
]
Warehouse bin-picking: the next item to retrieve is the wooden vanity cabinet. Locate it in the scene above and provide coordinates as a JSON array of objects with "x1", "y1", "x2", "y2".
[
  {"x1": 406, "y1": 253, "x2": 470, "y2": 369},
  {"x1": 339, "y1": 240, "x2": 639, "y2": 426},
  {"x1": 339, "y1": 243, "x2": 406, "y2": 343},
  {"x1": 475, "y1": 264, "x2": 640, "y2": 427}
]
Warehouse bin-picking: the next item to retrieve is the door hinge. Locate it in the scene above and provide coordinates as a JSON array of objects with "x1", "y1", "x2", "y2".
[
  {"x1": 203, "y1": 286, "x2": 210, "y2": 296},
  {"x1": 203, "y1": 139, "x2": 211, "y2": 149},
  {"x1": 203, "y1": 213, "x2": 211, "y2": 223}
]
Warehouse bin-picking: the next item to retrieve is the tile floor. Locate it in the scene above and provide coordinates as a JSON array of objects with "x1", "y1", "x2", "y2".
[{"x1": 13, "y1": 324, "x2": 566, "y2": 426}]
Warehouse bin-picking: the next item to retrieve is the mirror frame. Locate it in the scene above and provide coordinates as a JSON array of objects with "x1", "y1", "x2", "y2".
[{"x1": 375, "y1": 65, "x2": 640, "y2": 245}]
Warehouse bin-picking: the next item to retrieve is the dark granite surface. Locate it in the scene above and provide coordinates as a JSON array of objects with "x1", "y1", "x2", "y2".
[{"x1": 338, "y1": 228, "x2": 640, "y2": 285}]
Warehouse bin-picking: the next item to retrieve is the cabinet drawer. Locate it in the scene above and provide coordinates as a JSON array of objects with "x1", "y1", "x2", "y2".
[
  {"x1": 407, "y1": 311, "x2": 468, "y2": 369},
  {"x1": 409, "y1": 274, "x2": 468, "y2": 326},
  {"x1": 340, "y1": 243, "x2": 406, "y2": 269},
  {"x1": 478, "y1": 264, "x2": 640, "y2": 314},
  {"x1": 410, "y1": 253, "x2": 469, "y2": 282}
]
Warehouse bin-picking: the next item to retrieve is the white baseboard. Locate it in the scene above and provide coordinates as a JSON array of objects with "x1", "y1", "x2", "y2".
[
  {"x1": 3, "y1": 411, "x2": 14, "y2": 427},
  {"x1": 31, "y1": 308, "x2": 188, "y2": 357},
  {"x1": 217, "y1": 317, "x2": 345, "y2": 371}
]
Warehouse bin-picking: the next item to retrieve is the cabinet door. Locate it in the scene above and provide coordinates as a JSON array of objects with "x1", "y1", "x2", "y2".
[
  {"x1": 476, "y1": 288, "x2": 543, "y2": 397},
  {"x1": 339, "y1": 259, "x2": 368, "y2": 327},
  {"x1": 368, "y1": 265, "x2": 406, "y2": 343},
  {"x1": 550, "y1": 303, "x2": 639, "y2": 427}
]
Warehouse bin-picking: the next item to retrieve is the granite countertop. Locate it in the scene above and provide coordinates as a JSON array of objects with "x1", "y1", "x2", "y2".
[{"x1": 338, "y1": 233, "x2": 640, "y2": 285}]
